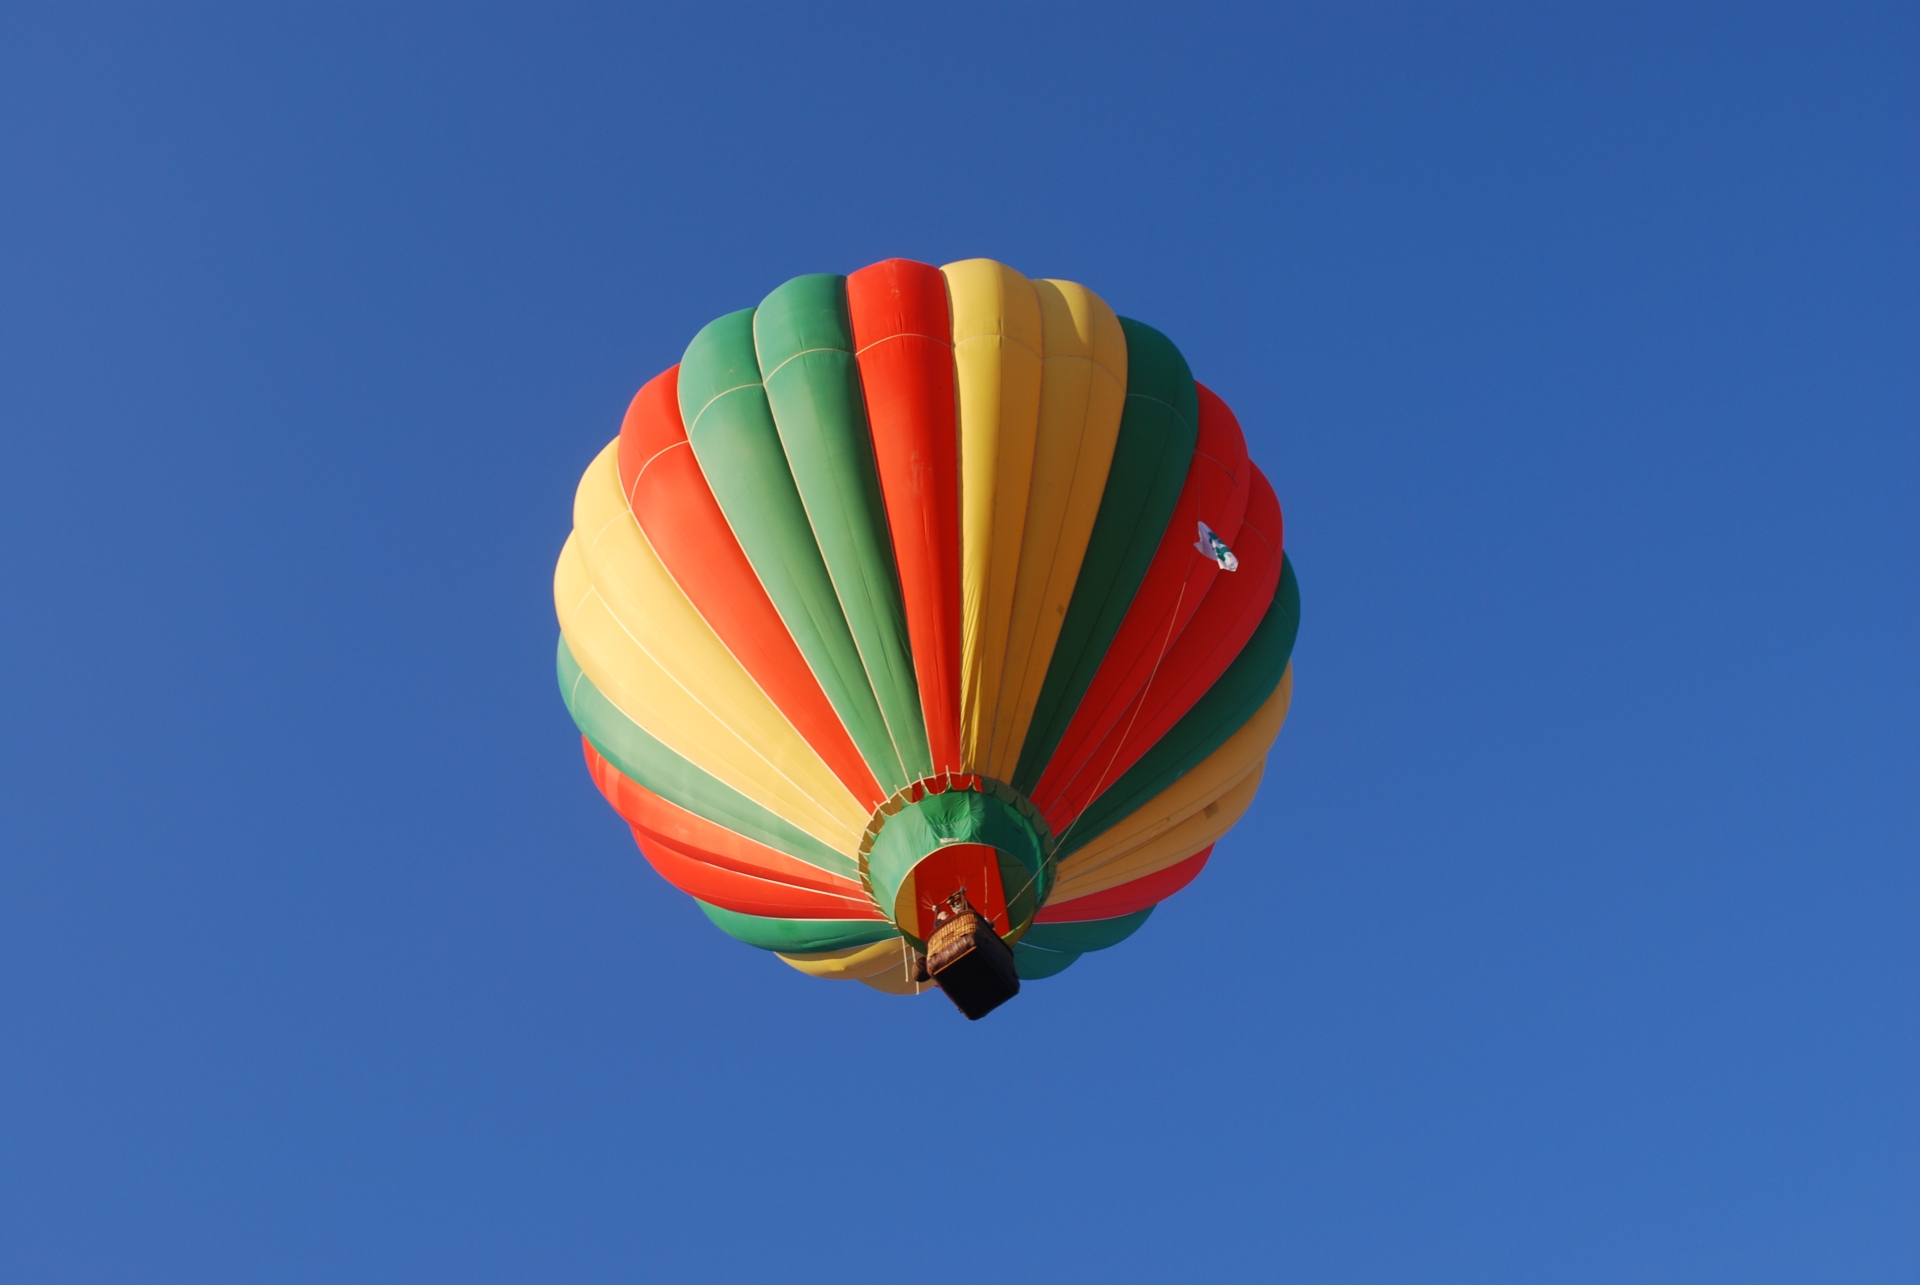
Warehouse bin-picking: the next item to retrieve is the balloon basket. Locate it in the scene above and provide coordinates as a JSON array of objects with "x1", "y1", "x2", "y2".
[{"x1": 916, "y1": 891, "x2": 1020, "y2": 1020}]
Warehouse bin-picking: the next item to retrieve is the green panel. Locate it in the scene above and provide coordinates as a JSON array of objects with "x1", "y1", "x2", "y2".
[
  {"x1": 753, "y1": 275, "x2": 931, "y2": 781},
  {"x1": 557, "y1": 636, "x2": 858, "y2": 880},
  {"x1": 1013, "y1": 318, "x2": 1200, "y2": 791},
  {"x1": 1013, "y1": 907, "x2": 1156, "y2": 979},
  {"x1": 695, "y1": 901, "x2": 900, "y2": 953},
  {"x1": 1062, "y1": 556, "x2": 1300, "y2": 855},
  {"x1": 1012, "y1": 942, "x2": 1082, "y2": 980},
  {"x1": 865, "y1": 790, "x2": 1050, "y2": 945},
  {"x1": 1023, "y1": 906, "x2": 1154, "y2": 953},
  {"x1": 677, "y1": 308, "x2": 911, "y2": 795}
]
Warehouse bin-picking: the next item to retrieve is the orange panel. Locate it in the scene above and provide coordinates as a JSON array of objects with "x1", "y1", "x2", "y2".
[{"x1": 846, "y1": 259, "x2": 965, "y2": 776}]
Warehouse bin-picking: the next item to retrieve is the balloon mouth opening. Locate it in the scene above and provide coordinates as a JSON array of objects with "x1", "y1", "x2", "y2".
[
  {"x1": 893, "y1": 842, "x2": 1012, "y2": 944},
  {"x1": 857, "y1": 774, "x2": 1054, "y2": 950}
]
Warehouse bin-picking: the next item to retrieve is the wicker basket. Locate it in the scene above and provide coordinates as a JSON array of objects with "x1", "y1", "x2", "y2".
[{"x1": 923, "y1": 891, "x2": 1020, "y2": 1020}]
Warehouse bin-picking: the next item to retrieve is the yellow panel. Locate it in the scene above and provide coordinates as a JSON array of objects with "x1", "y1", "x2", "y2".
[
  {"x1": 1050, "y1": 764, "x2": 1266, "y2": 903},
  {"x1": 555, "y1": 527, "x2": 863, "y2": 858},
  {"x1": 778, "y1": 936, "x2": 908, "y2": 979},
  {"x1": 1070, "y1": 755, "x2": 1259, "y2": 871},
  {"x1": 858, "y1": 968, "x2": 936, "y2": 996},
  {"x1": 572, "y1": 441, "x2": 870, "y2": 841},
  {"x1": 942, "y1": 258, "x2": 1042, "y2": 772},
  {"x1": 778, "y1": 938, "x2": 933, "y2": 994},
  {"x1": 982, "y1": 279, "x2": 1128, "y2": 779},
  {"x1": 1059, "y1": 668, "x2": 1292, "y2": 872}
]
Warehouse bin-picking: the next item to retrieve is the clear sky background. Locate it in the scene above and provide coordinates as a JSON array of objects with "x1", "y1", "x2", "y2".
[{"x1": 3, "y1": 5, "x2": 1913, "y2": 1281}]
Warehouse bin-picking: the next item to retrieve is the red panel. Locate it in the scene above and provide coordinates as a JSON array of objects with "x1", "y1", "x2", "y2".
[
  {"x1": 630, "y1": 827, "x2": 883, "y2": 920},
  {"x1": 846, "y1": 259, "x2": 963, "y2": 776},
  {"x1": 1029, "y1": 383, "x2": 1251, "y2": 815},
  {"x1": 906, "y1": 842, "x2": 1009, "y2": 940},
  {"x1": 1035, "y1": 846, "x2": 1214, "y2": 923},
  {"x1": 1039, "y1": 468, "x2": 1283, "y2": 831},
  {"x1": 616, "y1": 366, "x2": 884, "y2": 809},
  {"x1": 584, "y1": 739, "x2": 881, "y2": 916}
]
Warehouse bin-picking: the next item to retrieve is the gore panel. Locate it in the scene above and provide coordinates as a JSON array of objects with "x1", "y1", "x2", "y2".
[
  {"x1": 846, "y1": 259, "x2": 965, "y2": 775},
  {"x1": 1037, "y1": 847, "x2": 1213, "y2": 922},
  {"x1": 678, "y1": 308, "x2": 911, "y2": 794},
  {"x1": 753, "y1": 274, "x2": 931, "y2": 782},
  {"x1": 1011, "y1": 942, "x2": 1082, "y2": 979},
  {"x1": 980, "y1": 279, "x2": 1128, "y2": 781},
  {"x1": 695, "y1": 902, "x2": 901, "y2": 953},
  {"x1": 1036, "y1": 467, "x2": 1284, "y2": 829},
  {"x1": 1057, "y1": 680, "x2": 1289, "y2": 880},
  {"x1": 633, "y1": 827, "x2": 881, "y2": 920},
  {"x1": 585, "y1": 742, "x2": 872, "y2": 897},
  {"x1": 557, "y1": 636, "x2": 857, "y2": 879},
  {"x1": 1052, "y1": 768, "x2": 1263, "y2": 902},
  {"x1": 942, "y1": 258, "x2": 1043, "y2": 771},
  {"x1": 1018, "y1": 381, "x2": 1249, "y2": 797},
  {"x1": 1021, "y1": 906, "x2": 1153, "y2": 953},
  {"x1": 856, "y1": 967, "x2": 936, "y2": 996},
  {"x1": 777, "y1": 937, "x2": 912, "y2": 980},
  {"x1": 618, "y1": 366, "x2": 883, "y2": 809},
  {"x1": 1062, "y1": 557, "x2": 1299, "y2": 852},
  {"x1": 1011, "y1": 908, "x2": 1152, "y2": 979},
  {"x1": 1012, "y1": 318, "x2": 1198, "y2": 792}
]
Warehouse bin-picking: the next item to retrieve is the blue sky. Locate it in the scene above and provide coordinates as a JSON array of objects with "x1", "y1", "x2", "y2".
[{"x1": 2, "y1": 4, "x2": 1913, "y2": 1281}]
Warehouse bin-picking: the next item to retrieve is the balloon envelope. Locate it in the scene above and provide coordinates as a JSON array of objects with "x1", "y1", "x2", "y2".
[{"x1": 554, "y1": 258, "x2": 1299, "y2": 993}]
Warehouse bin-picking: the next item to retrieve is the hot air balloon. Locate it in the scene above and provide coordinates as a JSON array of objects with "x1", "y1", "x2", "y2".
[{"x1": 554, "y1": 258, "x2": 1298, "y2": 1018}]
